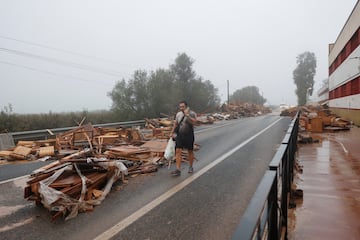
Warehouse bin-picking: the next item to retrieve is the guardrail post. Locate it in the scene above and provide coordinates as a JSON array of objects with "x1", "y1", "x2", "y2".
[
  {"x1": 0, "y1": 133, "x2": 15, "y2": 150},
  {"x1": 268, "y1": 171, "x2": 278, "y2": 239},
  {"x1": 231, "y1": 171, "x2": 277, "y2": 240}
]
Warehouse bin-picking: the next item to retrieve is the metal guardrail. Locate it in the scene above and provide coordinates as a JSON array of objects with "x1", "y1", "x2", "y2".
[
  {"x1": 9, "y1": 120, "x2": 146, "y2": 143},
  {"x1": 232, "y1": 170, "x2": 278, "y2": 239},
  {"x1": 232, "y1": 112, "x2": 300, "y2": 240}
]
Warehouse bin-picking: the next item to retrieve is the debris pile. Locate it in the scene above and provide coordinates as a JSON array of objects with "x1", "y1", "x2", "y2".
[
  {"x1": 282, "y1": 105, "x2": 352, "y2": 143},
  {"x1": 220, "y1": 102, "x2": 272, "y2": 119},
  {"x1": 0, "y1": 119, "x2": 186, "y2": 220},
  {"x1": 195, "y1": 115, "x2": 215, "y2": 124},
  {"x1": 144, "y1": 118, "x2": 173, "y2": 139},
  {"x1": 1, "y1": 107, "x2": 272, "y2": 220},
  {"x1": 14, "y1": 122, "x2": 173, "y2": 220},
  {"x1": 24, "y1": 158, "x2": 128, "y2": 221},
  {"x1": 300, "y1": 106, "x2": 351, "y2": 132},
  {"x1": 0, "y1": 139, "x2": 57, "y2": 161}
]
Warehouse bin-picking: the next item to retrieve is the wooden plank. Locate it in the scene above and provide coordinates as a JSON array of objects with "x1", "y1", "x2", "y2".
[
  {"x1": 13, "y1": 146, "x2": 32, "y2": 157},
  {"x1": 17, "y1": 141, "x2": 35, "y2": 147},
  {"x1": 65, "y1": 172, "x2": 107, "y2": 198},
  {"x1": 27, "y1": 171, "x2": 54, "y2": 184},
  {"x1": 106, "y1": 145, "x2": 150, "y2": 156},
  {"x1": 0, "y1": 150, "x2": 13, "y2": 157},
  {"x1": 49, "y1": 175, "x2": 81, "y2": 188},
  {"x1": 141, "y1": 140, "x2": 168, "y2": 153}
]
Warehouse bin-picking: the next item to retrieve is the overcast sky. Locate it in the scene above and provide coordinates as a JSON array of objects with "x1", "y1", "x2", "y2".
[{"x1": 0, "y1": 0, "x2": 358, "y2": 114}]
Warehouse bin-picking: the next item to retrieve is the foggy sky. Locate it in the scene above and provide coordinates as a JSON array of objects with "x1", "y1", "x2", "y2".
[{"x1": 0, "y1": 0, "x2": 357, "y2": 114}]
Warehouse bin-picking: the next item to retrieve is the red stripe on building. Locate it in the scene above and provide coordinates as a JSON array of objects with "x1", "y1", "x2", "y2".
[
  {"x1": 329, "y1": 27, "x2": 360, "y2": 75},
  {"x1": 329, "y1": 75, "x2": 360, "y2": 99}
]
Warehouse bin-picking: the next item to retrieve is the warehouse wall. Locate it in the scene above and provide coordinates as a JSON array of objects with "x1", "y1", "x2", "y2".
[{"x1": 328, "y1": 1, "x2": 360, "y2": 124}]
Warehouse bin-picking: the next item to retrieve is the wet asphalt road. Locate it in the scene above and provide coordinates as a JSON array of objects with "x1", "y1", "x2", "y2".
[
  {"x1": 0, "y1": 161, "x2": 51, "y2": 182},
  {"x1": 0, "y1": 113, "x2": 291, "y2": 240}
]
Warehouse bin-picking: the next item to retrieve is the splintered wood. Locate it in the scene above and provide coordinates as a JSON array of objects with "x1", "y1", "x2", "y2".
[
  {"x1": 24, "y1": 159, "x2": 127, "y2": 221},
  {"x1": 0, "y1": 116, "x2": 208, "y2": 220},
  {"x1": 295, "y1": 106, "x2": 351, "y2": 133},
  {"x1": 10, "y1": 146, "x2": 32, "y2": 159},
  {"x1": 280, "y1": 105, "x2": 353, "y2": 144},
  {"x1": 16, "y1": 119, "x2": 200, "y2": 221}
]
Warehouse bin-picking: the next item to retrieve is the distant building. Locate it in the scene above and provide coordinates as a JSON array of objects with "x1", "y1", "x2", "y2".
[{"x1": 328, "y1": 1, "x2": 360, "y2": 125}]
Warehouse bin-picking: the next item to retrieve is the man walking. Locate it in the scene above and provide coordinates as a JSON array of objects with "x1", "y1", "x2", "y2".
[{"x1": 170, "y1": 100, "x2": 197, "y2": 176}]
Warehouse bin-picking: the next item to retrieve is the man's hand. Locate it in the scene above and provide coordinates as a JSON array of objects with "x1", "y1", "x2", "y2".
[{"x1": 184, "y1": 107, "x2": 190, "y2": 116}]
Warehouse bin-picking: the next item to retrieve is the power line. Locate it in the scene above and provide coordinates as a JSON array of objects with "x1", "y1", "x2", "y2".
[
  {"x1": 0, "y1": 60, "x2": 115, "y2": 86},
  {"x1": 0, "y1": 35, "x2": 127, "y2": 66},
  {"x1": 0, "y1": 47, "x2": 126, "y2": 77}
]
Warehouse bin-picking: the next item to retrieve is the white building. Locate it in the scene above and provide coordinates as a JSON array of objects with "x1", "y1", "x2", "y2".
[{"x1": 328, "y1": 0, "x2": 360, "y2": 125}]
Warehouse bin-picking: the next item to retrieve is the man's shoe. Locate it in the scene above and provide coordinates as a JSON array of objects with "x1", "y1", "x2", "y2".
[
  {"x1": 171, "y1": 169, "x2": 181, "y2": 176},
  {"x1": 188, "y1": 166, "x2": 194, "y2": 174}
]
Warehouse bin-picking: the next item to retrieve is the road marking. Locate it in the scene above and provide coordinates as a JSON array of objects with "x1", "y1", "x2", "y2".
[
  {"x1": 0, "y1": 175, "x2": 29, "y2": 185},
  {"x1": 0, "y1": 217, "x2": 34, "y2": 232},
  {"x1": 0, "y1": 204, "x2": 29, "y2": 218},
  {"x1": 93, "y1": 117, "x2": 282, "y2": 240}
]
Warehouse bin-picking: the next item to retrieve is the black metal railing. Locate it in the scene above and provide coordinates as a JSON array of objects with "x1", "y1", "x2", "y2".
[{"x1": 232, "y1": 112, "x2": 300, "y2": 240}]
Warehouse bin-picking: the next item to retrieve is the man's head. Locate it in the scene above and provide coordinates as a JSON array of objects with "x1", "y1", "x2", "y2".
[{"x1": 179, "y1": 100, "x2": 188, "y2": 112}]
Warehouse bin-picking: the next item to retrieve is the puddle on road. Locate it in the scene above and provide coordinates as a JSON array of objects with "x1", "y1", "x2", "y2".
[{"x1": 289, "y1": 128, "x2": 360, "y2": 239}]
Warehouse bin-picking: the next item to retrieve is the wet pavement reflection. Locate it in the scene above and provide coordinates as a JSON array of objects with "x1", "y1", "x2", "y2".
[{"x1": 288, "y1": 126, "x2": 360, "y2": 239}]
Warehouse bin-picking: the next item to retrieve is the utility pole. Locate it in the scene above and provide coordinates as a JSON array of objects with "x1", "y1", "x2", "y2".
[{"x1": 227, "y1": 80, "x2": 229, "y2": 105}]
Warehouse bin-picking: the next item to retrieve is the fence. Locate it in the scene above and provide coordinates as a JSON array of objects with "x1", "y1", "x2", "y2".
[{"x1": 232, "y1": 112, "x2": 300, "y2": 240}]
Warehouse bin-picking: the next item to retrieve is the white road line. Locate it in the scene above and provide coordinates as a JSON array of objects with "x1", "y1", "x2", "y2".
[
  {"x1": 0, "y1": 216, "x2": 35, "y2": 232},
  {"x1": 93, "y1": 117, "x2": 282, "y2": 240},
  {"x1": 0, "y1": 174, "x2": 29, "y2": 185}
]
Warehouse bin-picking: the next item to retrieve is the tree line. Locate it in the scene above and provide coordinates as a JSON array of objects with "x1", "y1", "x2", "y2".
[
  {"x1": 1, "y1": 51, "x2": 317, "y2": 133},
  {"x1": 108, "y1": 53, "x2": 221, "y2": 120},
  {"x1": 0, "y1": 105, "x2": 119, "y2": 133},
  {"x1": 0, "y1": 53, "x2": 221, "y2": 132}
]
